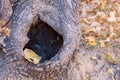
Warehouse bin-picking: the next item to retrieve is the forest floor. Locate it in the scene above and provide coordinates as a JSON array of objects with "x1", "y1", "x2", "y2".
[
  {"x1": 78, "y1": 44, "x2": 120, "y2": 80},
  {"x1": 78, "y1": 0, "x2": 120, "y2": 80}
]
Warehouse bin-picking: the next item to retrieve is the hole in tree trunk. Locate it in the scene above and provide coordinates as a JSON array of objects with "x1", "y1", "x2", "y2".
[{"x1": 24, "y1": 21, "x2": 63, "y2": 63}]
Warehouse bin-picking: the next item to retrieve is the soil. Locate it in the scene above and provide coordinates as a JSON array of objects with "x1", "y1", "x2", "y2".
[
  {"x1": 24, "y1": 21, "x2": 63, "y2": 63},
  {"x1": 77, "y1": 45, "x2": 120, "y2": 80}
]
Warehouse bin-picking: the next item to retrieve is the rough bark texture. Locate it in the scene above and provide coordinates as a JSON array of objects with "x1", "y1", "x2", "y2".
[
  {"x1": 0, "y1": 0, "x2": 12, "y2": 27},
  {"x1": 0, "y1": 0, "x2": 81, "y2": 80}
]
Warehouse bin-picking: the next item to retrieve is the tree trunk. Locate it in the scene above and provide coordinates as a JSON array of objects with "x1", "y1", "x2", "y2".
[
  {"x1": 0, "y1": 0, "x2": 83, "y2": 80},
  {"x1": 0, "y1": 0, "x2": 12, "y2": 26}
]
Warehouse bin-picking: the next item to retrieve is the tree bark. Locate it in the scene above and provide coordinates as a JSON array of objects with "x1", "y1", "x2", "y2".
[
  {"x1": 0, "y1": 0, "x2": 12, "y2": 26},
  {"x1": 0, "y1": 0, "x2": 82, "y2": 80}
]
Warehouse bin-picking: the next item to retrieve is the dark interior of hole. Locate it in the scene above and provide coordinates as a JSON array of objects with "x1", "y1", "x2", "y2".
[{"x1": 24, "y1": 21, "x2": 63, "y2": 63}]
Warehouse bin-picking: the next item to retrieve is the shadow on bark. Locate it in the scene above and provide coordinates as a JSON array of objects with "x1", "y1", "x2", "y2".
[{"x1": 24, "y1": 20, "x2": 63, "y2": 63}]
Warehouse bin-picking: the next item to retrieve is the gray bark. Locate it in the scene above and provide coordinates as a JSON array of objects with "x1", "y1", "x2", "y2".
[
  {"x1": 0, "y1": 0, "x2": 81, "y2": 80},
  {"x1": 0, "y1": 0, "x2": 12, "y2": 26}
]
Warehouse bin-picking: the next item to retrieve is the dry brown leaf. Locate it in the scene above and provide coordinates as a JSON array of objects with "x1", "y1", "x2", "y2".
[
  {"x1": 109, "y1": 33, "x2": 116, "y2": 40},
  {"x1": 106, "y1": 53, "x2": 119, "y2": 64},
  {"x1": 109, "y1": 24, "x2": 114, "y2": 34},
  {"x1": 23, "y1": 48, "x2": 41, "y2": 64},
  {"x1": 90, "y1": 56, "x2": 97, "y2": 60},
  {"x1": 0, "y1": 19, "x2": 5, "y2": 28},
  {"x1": 82, "y1": 26, "x2": 96, "y2": 34},
  {"x1": 80, "y1": 18, "x2": 90, "y2": 24},
  {"x1": 101, "y1": 0, "x2": 108, "y2": 10},
  {"x1": 107, "y1": 68, "x2": 114, "y2": 75},
  {"x1": 99, "y1": 41, "x2": 106, "y2": 48},
  {"x1": 86, "y1": 36, "x2": 97, "y2": 46},
  {"x1": 107, "y1": 11, "x2": 116, "y2": 22},
  {"x1": 1, "y1": 27, "x2": 11, "y2": 37},
  {"x1": 79, "y1": 0, "x2": 120, "y2": 47}
]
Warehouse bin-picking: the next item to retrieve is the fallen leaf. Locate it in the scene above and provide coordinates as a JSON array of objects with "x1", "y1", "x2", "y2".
[
  {"x1": 2, "y1": 27, "x2": 11, "y2": 37},
  {"x1": 109, "y1": 24, "x2": 114, "y2": 33},
  {"x1": 107, "y1": 68, "x2": 114, "y2": 75},
  {"x1": 0, "y1": 19, "x2": 5, "y2": 28},
  {"x1": 83, "y1": 26, "x2": 96, "y2": 34},
  {"x1": 109, "y1": 33, "x2": 116, "y2": 41},
  {"x1": 104, "y1": 33, "x2": 116, "y2": 42},
  {"x1": 100, "y1": 41, "x2": 105, "y2": 48},
  {"x1": 106, "y1": 53, "x2": 119, "y2": 64},
  {"x1": 101, "y1": 0, "x2": 108, "y2": 10},
  {"x1": 23, "y1": 48, "x2": 41, "y2": 64},
  {"x1": 107, "y1": 11, "x2": 116, "y2": 22},
  {"x1": 86, "y1": 36, "x2": 97, "y2": 46},
  {"x1": 91, "y1": 56, "x2": 97, "y2": 60},
  {"x1": 106, "y1": 53, "x2": 114, "y2": 60},
  {"x1": 80, "y1": 18, "x2": 90, "y2": 24}
]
